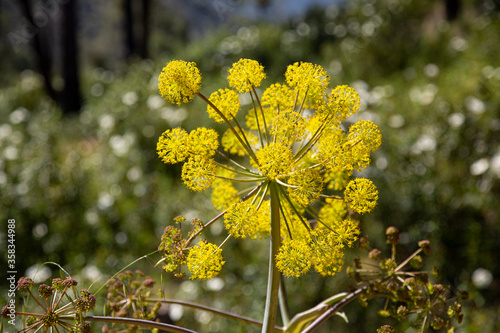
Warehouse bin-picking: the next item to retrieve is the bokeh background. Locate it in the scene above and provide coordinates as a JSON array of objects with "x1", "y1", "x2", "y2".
[{"x1": 1, "y1": 0, "x2": 499, "y2": 331}]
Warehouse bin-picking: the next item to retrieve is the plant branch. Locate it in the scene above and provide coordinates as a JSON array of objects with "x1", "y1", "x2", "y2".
[
  {"x1": 300, "y1": 285, "x2": 369, "y2": 333},
  {"x1": 148, "y1": 299, "x2": 283, "y2": 331},
  {"x1": 85, "y1": 315, "x2": 199, "y2": 333},
  {"x1": 285, "y1": 292, "x2": 349, "y2": 333},
  {"x1": 181, "y1": 182, "x2": 264, "y2": 249},
  {"x1": 395, "y1": 248, "x2": 423, "y2": 272},
  {"x1": 251, "y1": 85, "x2": 270, "y2": 143},
  {"x1": 196, "y1": 92, "x2": 259, "y2": 165}
]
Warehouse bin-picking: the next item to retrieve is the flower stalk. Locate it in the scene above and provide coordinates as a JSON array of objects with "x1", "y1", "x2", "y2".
[{"x1": 262, "y1": 181, "x2": 282, "y2": 333}]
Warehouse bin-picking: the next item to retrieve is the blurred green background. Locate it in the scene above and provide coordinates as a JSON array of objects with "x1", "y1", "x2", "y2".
[{"x1": 1, "y1": 0, "x2": 499, "y2": 331}]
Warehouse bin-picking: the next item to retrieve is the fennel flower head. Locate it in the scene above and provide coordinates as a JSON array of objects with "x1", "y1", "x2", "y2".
[{"x1": 157, "y1": 59, "x2": 381, "y2": 279}]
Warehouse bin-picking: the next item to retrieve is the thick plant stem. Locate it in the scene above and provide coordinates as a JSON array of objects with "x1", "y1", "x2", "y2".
[{"x1": 262, "y1": 182, "x2": 281, "y2": 333}]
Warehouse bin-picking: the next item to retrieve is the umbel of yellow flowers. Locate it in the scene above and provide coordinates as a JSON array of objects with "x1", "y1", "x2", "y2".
[{"x1": 157, "y1": 59, "x2": 381, "y2": 280}]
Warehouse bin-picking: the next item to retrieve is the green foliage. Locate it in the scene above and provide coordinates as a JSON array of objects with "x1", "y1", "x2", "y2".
[{"x1": 0, "y1": 62, "x2": 215, "y2": 278}]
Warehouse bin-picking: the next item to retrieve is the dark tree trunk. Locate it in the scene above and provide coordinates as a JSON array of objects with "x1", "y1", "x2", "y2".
[
  {"x1": 60, "y1": 0, "x2": 82, "y2": 113},
  {"x1": 124, "y1": 0, "x2": 135, "y2": 58},
  {"x1": 445, "y1": 0, "x2": 461, "y2": 21},
  {"x1": 123, "y1": 0, "x2": 151, "y2": 59},
  {"x1": 18, "y1": 0, "x2": 57, "y2": 102},
  {"x1": 138, "y1": 0, "x2": 151, "y2": 59}
]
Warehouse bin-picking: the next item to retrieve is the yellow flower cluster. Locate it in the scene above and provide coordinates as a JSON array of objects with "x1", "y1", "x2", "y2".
[
  {"x1": 344, "y1": 178, "x2": 379, "y2": 214},
  {"x1": 227, "y1": 58, "x2": 266, "y2": 93},
  {"x1": 285, "y1": 62, "x2": 329, "y2": 108},
  {"x1": 254, "y1": 142, "x2": 294, "y2": 180},
  {"x1": 276, "y1": 222, "x2": 355, "y2": 278},
  {"x1": 157, "y1": 127, "x2": 219, "y2": 192},
  {"x1": 187, "y1": 240, "x2": 225, "y2": 280},
  {"x1": 207, "y1": 88, "x2": 240, "y2": 123},
  {"x1": 224, "y1": 201, "x2": 270, "y2": 239},
  {"x1": 158, "y1": 60, "x2": 201, "y2": 105},
  {"x1": 156, "y1": 59, "x2": 382, "y2": 279}
]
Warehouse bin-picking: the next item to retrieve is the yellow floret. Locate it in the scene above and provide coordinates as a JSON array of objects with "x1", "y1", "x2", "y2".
[
  {"x1": 188, "y1": 127, "x2": 219, "y2": 158},
  {"x1": 255, "y1": 142, "x2": 294, "y2": 180},
  {"x1": 157, "y1": 128, "x2": 189, "y2": 164},
  {"x1": 211, "y1": 179, "x2": 240, "y2": 211},
  {"x1": 287, "y1": 168, "x2": 324, "y2": 207},
  {"x1": 223, "y1": 201, "x2": 270, "y2": 239},
  {"x1": 285, "y1": 62, "x2": 329, "y2": 108},
  {"x1": 187, "y1": 240, "x2": 225, "y2": 280},
  {"x1": 158, "y1": 60, "x2": 201, "y2": 105},
  {"x1": 344, "y1": 178, "x2": 379, "y2": 214},
  {"x1": 270, "y1": 108, "x2": 307, "y2": 144},
  {"x1": 311, "y1": 228, "x2": 345, "y2": 277},
  {"x1": 181, "y1": 155, "x2": 218, "y2": 192},
  {"x1": 348, "y1": 120, "x2": 382, "y2": 155},
  {"x1": 276, "y1": 237, "x2": 312, "y2": 278},
  {"x1": 323, "y1": 85, "x2": 360, "y2": 122},
  {"x1": 227, "y1": 59, "x2": 266, "y2": 93},
  {"x1": 318, "y1": 198, "x2": 348, "y2": 226},
  {"x1": 207, "y1": 88, "x2": 240, "y2": 123},
  {"x1": 261, "y1": 83, "x2": 294, "y2": 110},
  {"x1": 331, "y1": 218, "x2": 361, "y2": 248}
]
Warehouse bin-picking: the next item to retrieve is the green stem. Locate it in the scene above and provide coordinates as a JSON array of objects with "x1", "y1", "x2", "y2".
[
  {"x1": 177, "y1": 182, "x2": 264, "y2": 251},
  {"x1": 26, "y1": 290, "x2": 47, "y2": 312},
  {"x1": 285, "y1": 292, "x2": 348, "y2": 333},
  {"x1": 278, "y1": 275, "x2": 290, "y2": 327},
  {"x1": 251, "y1": 85, "x2": 270, "y2": 144},
  {"x1": 277, "y1": 184, "x2": 312, "y2": 233},
  {"x1": 85, "y1": 315, "x2": 198, "y2": 333},
  {"x1": 300, "y1": 286, "x2": 369, "y2": 333},
  {"x1": 249, "y1": 91, "x2": 265, "y2": 147},
  {"x1": 94, "y1": 250, "x2": 158, "y2": 296},
  {"x1": 293, "y1": 120, "x2": 326, "y2": 163},
  {"x1": 217, "y1": 151, "x2": 258, "y2": 175},
  {"x1": 218, "y1": 234, "x2": 232, "y2": 249},
  {"x1": 233, "y1": 116, "x2": 257, "y2": 154},
  {"x1": 196, "y1": 92, "x2": 259, "y2": 165},
  {"x1": 262, "y1": 182, "x2": 281, "y2": 333},
  {"x1": 148, "y1": 299, "x2": 285, "y2": 331},
  {"x1": 395, "y1": 248, "x2": 423, "y2": 273}
]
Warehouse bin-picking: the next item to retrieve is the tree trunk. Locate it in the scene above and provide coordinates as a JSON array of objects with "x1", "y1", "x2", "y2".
[
  {"x1": 18, "y1": 0, "x2": 57, "y2": 102},
  {"x1": 445, "y1": 0, "x2": 461, "y2": 21},
  {"x1": 138, "y1": 0, "x2": 151, "y2": 59},
  {"x1": 60, "y1": 0, "x2": 82, "y2": 113},
  {"x1": 124, "y1": 0, "x2": 135, "y2": 58}
]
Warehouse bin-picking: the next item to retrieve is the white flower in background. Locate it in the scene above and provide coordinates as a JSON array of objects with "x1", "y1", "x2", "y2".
[
  {"x1": 470, "y1": 158, "x2": 489, "y2": 176},
  {"x1": 472, "y1": 268, "x2": 493, "y2": 289},
  {"x1": 448, "y1": 112, "x2": 465, "y2": 128},
  {"x1": 147, "y1": 95, "x2": 164, "y2": 109},
  {"x1": 490, "y1": 153, "x2": 500, "y2": 177},
  {"x1": 10, "y1": 107, "x2": 30, "y2": 124},
  {"x1": 411, "y1": 133, "x2": 436, "y2": 154},
  {"x1": 26, "y1": 264, "x2": 51, "y2": 283},
  {"x1": 424, "y1": 63, "x2": 439, "y2": 78},
  {"x1": 99, "y1": 114, "x2": 115, "y2": 131},
  {"x1": 122, "y1": 91, "x2": 138, "y2": 106},
  {"x1": 109, "y1": 133, "x2": 135, "y2": 157},
  {"x1": 465, "y1": 96, "x2": 485, "y2": 115}
]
